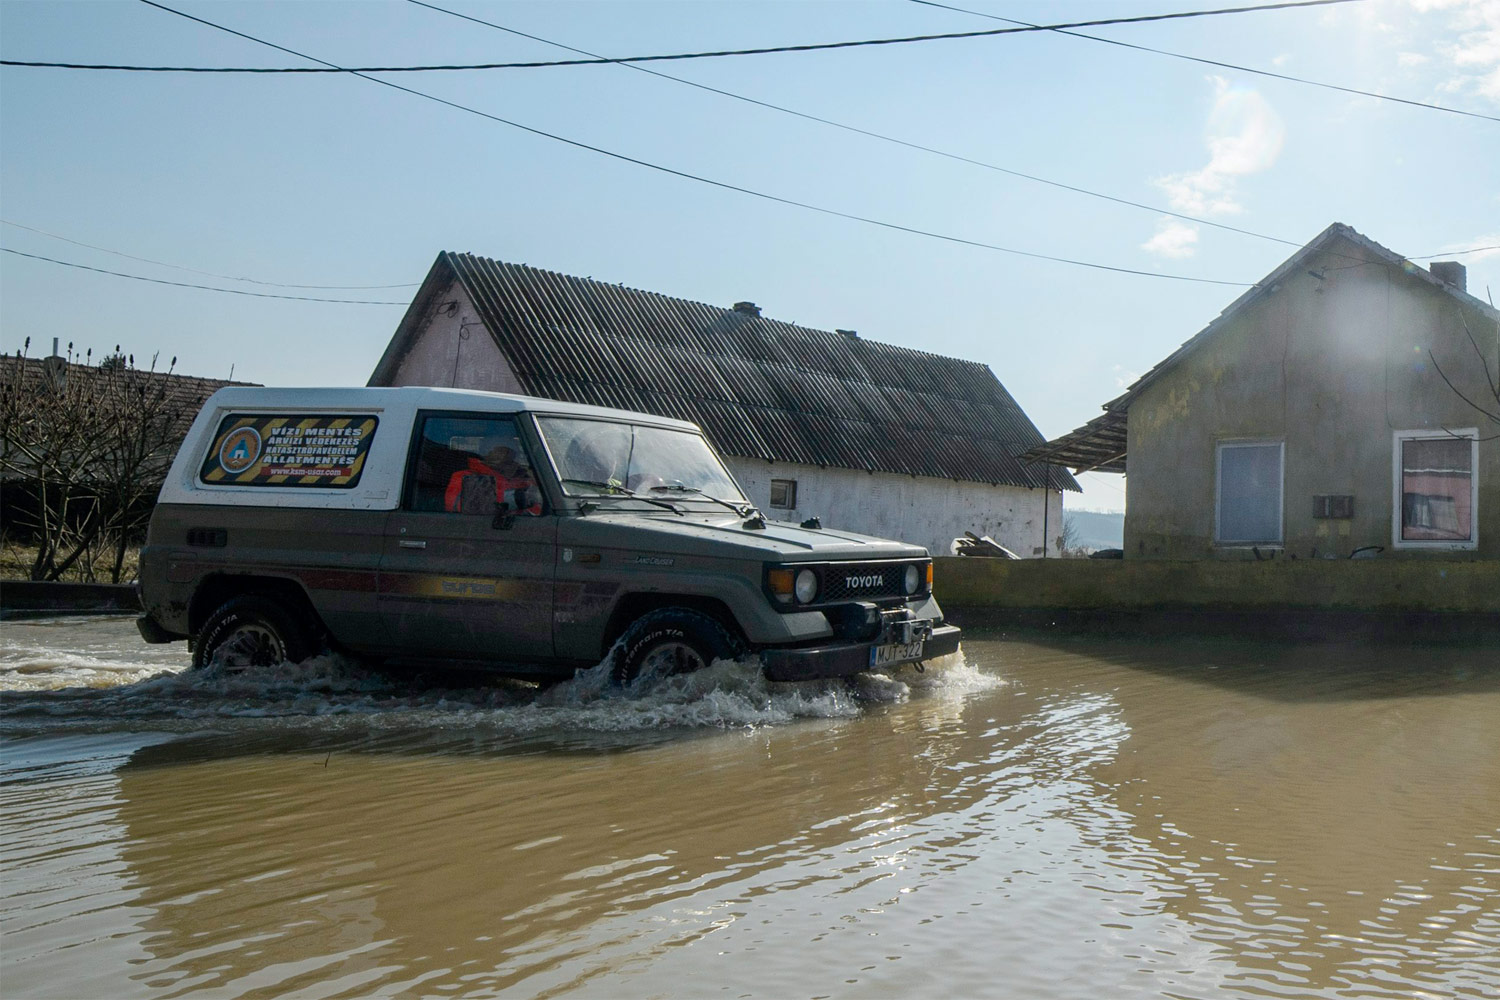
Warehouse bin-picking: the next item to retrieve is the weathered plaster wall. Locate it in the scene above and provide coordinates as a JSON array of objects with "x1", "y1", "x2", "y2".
[
  {"x1": 1124, "y1": 236, "x2": 1499, "y2": 560},
  {"x1": 385, "y1": 280, "x2": 524, "y2": 393},
  {"x1": 725, "y1": 460, "x2": 1064, "y2": 558}
]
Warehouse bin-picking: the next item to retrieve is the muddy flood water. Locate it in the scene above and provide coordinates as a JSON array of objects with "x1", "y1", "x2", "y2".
[{"x1": 2, "y1": 616, "x2": 1497, "y2": 999}]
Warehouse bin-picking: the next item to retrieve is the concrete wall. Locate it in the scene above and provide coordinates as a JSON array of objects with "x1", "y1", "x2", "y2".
[
  {"x1": 934, "y1": 556, "x2": 1500, "y2": 614},
  {"x1": 1124, "y1": 235, "x2": 1499, "y2": 560},
  {"x1": 727, "y1": 458, "x2": 1064, "y2": 558}
]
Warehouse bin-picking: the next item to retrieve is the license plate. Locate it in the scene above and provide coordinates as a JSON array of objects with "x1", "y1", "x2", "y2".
[{"x1": 870, "y1": 640, "x2": 924, "y2": 668}]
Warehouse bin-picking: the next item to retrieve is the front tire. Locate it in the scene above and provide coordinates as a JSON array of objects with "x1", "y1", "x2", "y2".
[
  {"x1": 192, "y1": 595, "x2": 315, "y2": 671},
  {"x1": 610, "y1": 608, "x2": 742, "y2": 686}
]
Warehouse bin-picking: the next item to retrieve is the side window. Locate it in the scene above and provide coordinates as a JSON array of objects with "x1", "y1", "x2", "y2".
[
  {"x1": 1216, "y1": 440, "x2": 1283, "y2": 544},
  {"x1": 407, "y1": 414, "x2": 543, "y2": 516}
]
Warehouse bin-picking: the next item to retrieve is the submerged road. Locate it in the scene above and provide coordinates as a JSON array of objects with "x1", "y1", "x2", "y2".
[{"x1": 2, "y1": 616, "x2": 1497, "y2": 999}]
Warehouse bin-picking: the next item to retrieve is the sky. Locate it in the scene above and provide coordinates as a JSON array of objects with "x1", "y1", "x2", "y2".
[{"x1": 2, "y1": 0, "x2": 1497, "y2": 513}]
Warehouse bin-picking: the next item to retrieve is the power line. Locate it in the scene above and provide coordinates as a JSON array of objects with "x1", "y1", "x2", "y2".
[
  {"x1": 410, "y1": 1, "x2": 1312, "y2": 252},
  {"x1": 2, "y1": 248, "x2": 409, "y2": 304},
  {"x1": 0, "y1": 220, "x2": 420, "y2": 289},
  {"x1": 909, "y1": 0, "x2": 1500, "y2": 124},
  {"x1": 1411, "y1": 245, "x2": 1500, "y2": 260},
  {"x1": 134, "y1": 0, "x2": 1252, "y2": 287},
  {"x1": 2, "y1": 0, "x2": 1363, "y2": 74},
  {"x1": 414, "y1": 1, "x2": 1500, "y2": 268}
]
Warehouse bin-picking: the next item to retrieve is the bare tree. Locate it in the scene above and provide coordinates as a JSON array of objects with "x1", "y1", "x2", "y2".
[
  {"x1": 0, "y1": 341, "x2": 190, "y2": 582},
  {"x1": 1056, "y1": 514, "x2": 1081, "y2": 557},
  {"x1": 1429, "y1": 314, "x2": 1500, "y2": 439}
]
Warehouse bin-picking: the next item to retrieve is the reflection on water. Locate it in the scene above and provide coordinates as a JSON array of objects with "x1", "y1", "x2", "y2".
[{"x1": 2, "y1": 619, "x2": 1497, "y2": 999}]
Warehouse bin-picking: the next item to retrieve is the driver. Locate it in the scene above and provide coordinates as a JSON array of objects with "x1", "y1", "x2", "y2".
[{"x1": 444, "y1": 443, "x2": 542, "y2": 515}]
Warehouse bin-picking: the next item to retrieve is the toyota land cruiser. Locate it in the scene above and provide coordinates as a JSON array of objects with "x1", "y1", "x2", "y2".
[{"x1": 136, "y1": 387, "x2": 961, "y2": 683}]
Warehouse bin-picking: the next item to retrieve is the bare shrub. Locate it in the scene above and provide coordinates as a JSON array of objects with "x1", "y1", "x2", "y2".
[{"x1": 0, "y1": 341, "x2": 193, "y2": 582}]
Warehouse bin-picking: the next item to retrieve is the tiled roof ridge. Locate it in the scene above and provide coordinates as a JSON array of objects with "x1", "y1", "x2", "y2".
[{"x1": 1, "y1": 353, "x2": 252, "y2": 388}]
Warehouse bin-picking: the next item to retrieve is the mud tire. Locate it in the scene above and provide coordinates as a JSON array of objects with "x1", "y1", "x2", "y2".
[
  {"x1": 610, "y1": 608, "x2": 742, "y2": 687},
  {"x1": 192, "y1": 595, "x2": 315, "y2": 671}
]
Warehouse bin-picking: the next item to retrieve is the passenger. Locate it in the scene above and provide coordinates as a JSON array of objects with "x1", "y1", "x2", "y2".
[{"x1": 444, "y1": 443, "x2": 542, "y2": 515}]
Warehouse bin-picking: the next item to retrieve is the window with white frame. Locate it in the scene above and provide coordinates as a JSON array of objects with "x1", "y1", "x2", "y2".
[
  {"x1": 1393, "y1": 429, "x2": 1477, "y2": 548},
  {"x1": 1216, "y1": 440, "x2": 1284, "y2": 544}
]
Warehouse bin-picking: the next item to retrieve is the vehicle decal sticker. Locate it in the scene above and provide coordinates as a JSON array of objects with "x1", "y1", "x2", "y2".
[
  {"x1": 379, "y1": 573, "x2": 536, "y2": 602},
  {"x1": 200, "y1": 414, "x2": 379, "y2": 488}
]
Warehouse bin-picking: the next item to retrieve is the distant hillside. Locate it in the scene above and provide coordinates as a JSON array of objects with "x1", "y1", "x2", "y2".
[{"x1": 1064, "y1": 509, "x2": 1124, "y2": 551}]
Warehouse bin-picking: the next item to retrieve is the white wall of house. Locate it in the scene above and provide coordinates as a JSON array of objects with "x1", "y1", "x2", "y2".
[{"x1": 726, "y1": 459, "x2": 1063, "y2": 557}]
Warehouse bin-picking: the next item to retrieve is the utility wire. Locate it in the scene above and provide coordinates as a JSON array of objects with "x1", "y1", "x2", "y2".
[
  {"x1": 134, "y1": 0, "x2": 1251, "y2": 287},
  {"x1": 3, "y1": 0, "x2": 1362, "y2": 73},
  {"x1": 2, "y1": 248, "x2": 409, "y2": 304},
  {"x1": 415, "y1": 0, "x2": 1500, "y2": 268},
  {"x1": 1411, "y1": 246, "x2": 1500, "y2": 260},
  {"x1": 1, "y1": 220, "x2": 420, "y2": 289},
  {"x1": 411, "y1": 0, "x2": 1309, "y2": 250},
  {"x1": 909, "y1": 0, "x2": 1500, "y2": 124}
]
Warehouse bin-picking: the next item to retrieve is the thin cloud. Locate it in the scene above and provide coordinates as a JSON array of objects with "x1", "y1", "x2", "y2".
[
  {"x1": 1152, "y1": 77, "x2": 1285, "y2": 218},
  {"x1": 1141, "y1": 218, "x2": 1201, "y2": 259},
  {"x1": 1408, "y1": 0, "x2": 1500, "y2": 102}
]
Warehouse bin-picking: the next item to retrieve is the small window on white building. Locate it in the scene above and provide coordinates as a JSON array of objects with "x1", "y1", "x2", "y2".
[
  {"x1": 1216, "y1": 440, "x2": 1283, "y2": 545},
  {"x1": 1393, "y1": 430, "x2": 1477, "y2": 549},
  {"x1": 769, "y1": 479, "x2": 797, "y2": 509}
]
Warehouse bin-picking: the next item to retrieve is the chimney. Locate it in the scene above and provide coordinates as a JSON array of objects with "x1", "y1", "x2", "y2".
[
  {"x1": 836, "y1": 329, "x2": 859, "y2": 339},
  {"x1": 42, "y1": 337, "x2": 66, "y2": 391},
  {"x1": 732, "y1": 301, "x2": 761, "y2": 317},
  {"x1": 1430, "y1": 261, "x2": 1467, "y2": 293}
]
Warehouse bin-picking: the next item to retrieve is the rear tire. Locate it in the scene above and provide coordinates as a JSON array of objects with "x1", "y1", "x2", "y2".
[
  {"x1": 192, "y1": 595, "x2": 315, "y2": 671},
  {"x1": 610, "y1": 608, "x2": 742, "y2": 686}
]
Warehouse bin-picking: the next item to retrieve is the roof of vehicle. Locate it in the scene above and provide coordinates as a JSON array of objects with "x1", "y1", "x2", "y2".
[
  {"x1": 199, "y1": 385, "x2": 700, "y2": 430},
  {"x1": 158, "y1": 385, "x2": 703, "y2": 510}
]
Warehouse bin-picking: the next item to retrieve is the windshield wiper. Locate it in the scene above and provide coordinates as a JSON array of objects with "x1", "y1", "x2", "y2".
[
  {"x1": 651, "y1": 484, "x2": 755, "y2": 517},
  {"x1": 562, "y1": 478, "x2": 684, "y2": 515}
]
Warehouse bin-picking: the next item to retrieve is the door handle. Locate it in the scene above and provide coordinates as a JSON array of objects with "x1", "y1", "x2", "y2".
[{"x1": 398, "y1": 539, "x2": 428, "y2": 549}]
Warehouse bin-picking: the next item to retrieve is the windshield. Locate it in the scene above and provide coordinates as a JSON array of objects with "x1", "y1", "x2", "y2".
[{"x1": 537, "y1": 417, "x2": 746, "y2": 502}]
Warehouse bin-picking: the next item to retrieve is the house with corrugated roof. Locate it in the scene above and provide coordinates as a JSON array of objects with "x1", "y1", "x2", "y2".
[
  {"x1": 1023, "y1": 223, "x2": 1499, "y2": 561},
  {"x1": 369, "y1": 252, "x2": 1078, "y2": 556}
]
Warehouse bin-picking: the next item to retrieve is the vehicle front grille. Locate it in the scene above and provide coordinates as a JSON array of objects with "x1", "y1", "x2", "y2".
[{"x1": 820, "y1": 562, "x2": 914, "y2": 604}]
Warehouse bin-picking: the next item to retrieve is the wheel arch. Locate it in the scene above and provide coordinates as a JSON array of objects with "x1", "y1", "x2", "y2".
[
  {"x1": 188, "y1": 573, "x2": 326, "y2": 638},
  {"x1": 601, "y1": 592, "x2": 746, "y2": 658}
]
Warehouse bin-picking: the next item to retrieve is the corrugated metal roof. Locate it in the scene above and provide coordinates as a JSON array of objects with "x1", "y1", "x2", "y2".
[
  {"x1": 1017, "y1": 410, "x2": 1128, "y2": 474},
  {"x1": 376, "y1": 252, "x2": 1078, "y2": 491}
]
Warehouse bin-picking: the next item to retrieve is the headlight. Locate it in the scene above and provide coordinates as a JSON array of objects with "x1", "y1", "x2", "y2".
[
  {"x1": 903, "y1": 564, "x2": 921, "y2": 595},
  {"x1": 795, "y1": 568, "x2": 819, "y2": 604}
]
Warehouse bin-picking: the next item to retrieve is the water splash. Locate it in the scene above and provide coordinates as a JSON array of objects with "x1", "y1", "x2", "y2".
[{"x1": 0, "y1": 622, "x2": 997, "y2": 736}]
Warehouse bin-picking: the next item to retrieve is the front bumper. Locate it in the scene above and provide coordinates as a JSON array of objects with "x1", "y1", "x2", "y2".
[{"x1": 760, "y1": 623, "x2": 962, "y2": 682}]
